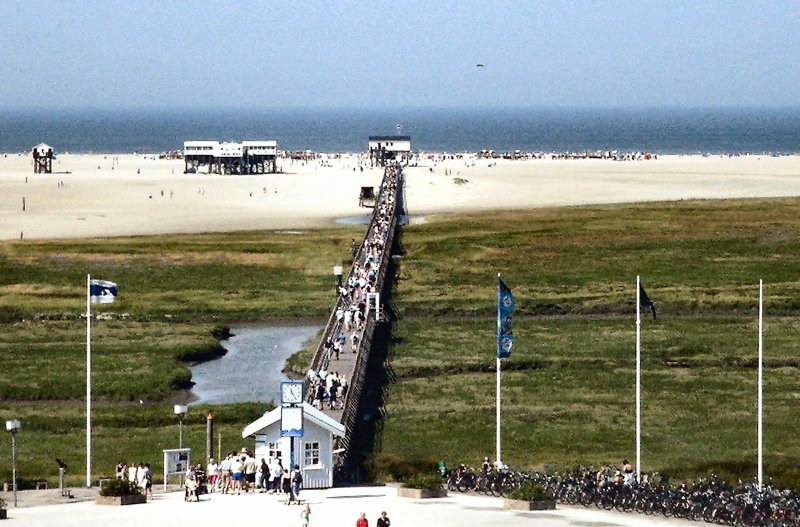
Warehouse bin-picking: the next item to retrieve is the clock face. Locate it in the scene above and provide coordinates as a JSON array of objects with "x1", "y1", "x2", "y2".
[{"x1": 282, "y1": 382, "x2": 303, "y2": 404}]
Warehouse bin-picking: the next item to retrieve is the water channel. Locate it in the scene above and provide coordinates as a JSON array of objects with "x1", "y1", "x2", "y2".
[{"x1": 188, "y1": 324, "x2": 322, "y2": 405}]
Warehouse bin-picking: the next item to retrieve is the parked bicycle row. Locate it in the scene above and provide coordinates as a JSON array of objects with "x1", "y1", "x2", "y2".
[{"x1": 439, "y1": 460, "x2": 800, "y2": 526}]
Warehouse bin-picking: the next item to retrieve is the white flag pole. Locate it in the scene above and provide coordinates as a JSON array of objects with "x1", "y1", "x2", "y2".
[
  {"x1": 636, "y1": 275, "x2": 642, "y2": 483},
  {"x1": 757, "y1": 279, "x2": 763, "y2": 490},
  {"x1": 496, "y1": 355, "x2": 501, "y2": 467},
  {"x1": 496, "y1": 273, "x2": 502, "y2": 468},
  {"x1": 86, "y1": 273, "x2": 92, "y2": 488}
]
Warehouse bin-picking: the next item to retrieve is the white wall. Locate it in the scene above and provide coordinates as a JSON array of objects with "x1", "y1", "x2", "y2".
[{"x1": 252, "y1": 421, "x2": 334, "y2": 488}]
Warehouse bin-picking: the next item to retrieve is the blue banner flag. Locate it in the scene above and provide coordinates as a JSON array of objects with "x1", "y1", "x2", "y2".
[
  {"x1": 497, "y1": 277, "x2": 515, "y2": 359},
  {"x1": 90, "y1": 279, "x2": 118, "y2": 304}
]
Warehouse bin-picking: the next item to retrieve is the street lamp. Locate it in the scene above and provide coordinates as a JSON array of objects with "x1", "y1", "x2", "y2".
[
  {"x1": 333, "y1": 265, "x2": 343, "y2": 292},
  {"x1": 5, "y1": 419, "x2": 21, "y2": 508},
  {"x1": 174, "y1": 405, "x2": 187, "y2": 449}
]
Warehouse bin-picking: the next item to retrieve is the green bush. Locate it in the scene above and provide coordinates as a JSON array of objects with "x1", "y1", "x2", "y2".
[
  {"x1": 402, "y1": 472, "x2": 443, "y2": 492},
  {"x1": 507, "y1": 481, "x2": 554, "y2": 502},
  {"x1": 98, "y1": 479, "x2": 142, "y2": 497},
  {"x1": 371, "y1": 452, "x2": 438, "y2": 481}
]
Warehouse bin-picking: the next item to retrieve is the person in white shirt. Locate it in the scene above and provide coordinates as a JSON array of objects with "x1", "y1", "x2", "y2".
[
  {"x1": 206, "y1": 458, "x2": 219, "y2": 492},
  {"x1": 230, "y1": 455, "x2": 244, "y2": 495}
]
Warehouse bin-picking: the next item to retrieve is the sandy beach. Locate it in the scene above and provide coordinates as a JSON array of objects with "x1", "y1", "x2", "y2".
[{"x1": 1, "y1": 153, "x2": 799, "y2": 240}]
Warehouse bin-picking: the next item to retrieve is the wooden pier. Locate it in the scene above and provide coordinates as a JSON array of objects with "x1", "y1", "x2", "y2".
[{"x1": 305, "y1": 163, "x2": 402, "y2": 471}]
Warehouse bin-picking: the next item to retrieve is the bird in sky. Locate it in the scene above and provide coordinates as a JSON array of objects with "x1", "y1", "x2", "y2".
[{"x1": 476, "y1": 64, "x2": 484, "y2": 68}]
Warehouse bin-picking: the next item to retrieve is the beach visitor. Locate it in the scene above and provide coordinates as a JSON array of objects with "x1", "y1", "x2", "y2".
[
  {"x1": 291, "y1": 464, "x2": 303, "y2": 503},
  {"x1": 282, "y1": 469, "x2": 292, "y2": 504},
  {"x1": 207, "y1": 458, "x2": 218, "y2": 492},
  {"x1": 259, "y1": 458, "x2": 269, "y2": 492},
  {"x1": 356, "y1": 512, "x2": 368, "y2": 527},
  {"x1": 230, "y1": 452, "x2": 244, "y2": 495},
  {"x1": 115, "y1": 461, "x2": 125, "y2": 480},
  {"x1": 184, "y1": 472, "x2": 198, "y2": 502},
  {"x1": 301, "y1": 503, "x2": 311, "y2": 527},
  {"x1": 271, "y1": 455, "x2": 283, "y2": 493},
  {"x1": 244, "y1": 452, "x2": 258, "y2": 492},
  {"x1": 376, "y1": 511, "x2": 390, "y2": 527},
  {"x1": 220, "y1": 453, "x2": 232, "y2": 493}
]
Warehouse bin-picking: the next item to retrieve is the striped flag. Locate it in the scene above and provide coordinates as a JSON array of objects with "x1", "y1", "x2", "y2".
[{"x1": 89, "y1": 279, "x2": 118, "y2": 304}]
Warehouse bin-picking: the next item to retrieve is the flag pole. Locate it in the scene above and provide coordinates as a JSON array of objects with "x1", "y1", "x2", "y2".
[
  {"x1": 86, "y1": 273, "x2": 92, "y2": 488},
  {"x1": 496, "y1": 273, "x2": 502, "y2": 468},
  {"x1": 757, "y1": 279, "x2": 763, "y2": 490},
  {"x1": 636, "y1": 275, "x2": 641, "y2": 483}
]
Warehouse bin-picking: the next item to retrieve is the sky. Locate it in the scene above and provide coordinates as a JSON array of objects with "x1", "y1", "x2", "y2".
[{"x1": 1, "y1": 0, "x2": 799, "y2": 110}]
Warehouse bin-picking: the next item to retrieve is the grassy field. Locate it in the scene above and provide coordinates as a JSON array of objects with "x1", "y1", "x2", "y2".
[
  {"x1": 3, "y1": 197, "x2": 800, "y2": 488},
  {"x1": 0, "y1": 228, "x2": 361, "y2": 486},
  {"x1": 377, "y1": 197, "x2": 800, "y2": 487}
]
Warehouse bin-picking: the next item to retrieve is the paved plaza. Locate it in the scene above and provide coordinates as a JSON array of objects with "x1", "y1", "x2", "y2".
[{"x1": 2, "y1": 485, "x2": 697, "y2": 527}]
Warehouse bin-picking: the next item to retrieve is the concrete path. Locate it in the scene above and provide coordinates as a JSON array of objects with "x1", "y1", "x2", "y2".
[{"x1": 4, "y1": 485, "x2": 698, "y2": 527}]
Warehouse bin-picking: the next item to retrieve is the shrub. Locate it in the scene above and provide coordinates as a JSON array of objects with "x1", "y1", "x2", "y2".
[
  {"x1": 99, "y1": 479, "x2": 142, "y2": 497},
  {"x1": 402, "y1": 472, "x2": 443, "y2": 492},
  {"x1": 371, "y1": 452, "x2": 438, "y2": 481},
  {"x1": 507, "y1": 481, "x2": 554, "y2": 502}
]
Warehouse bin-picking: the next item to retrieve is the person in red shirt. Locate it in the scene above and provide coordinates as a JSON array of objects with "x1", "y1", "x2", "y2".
[{"x1": 356, "y1": 512, "x2": 368, "y2": 527}]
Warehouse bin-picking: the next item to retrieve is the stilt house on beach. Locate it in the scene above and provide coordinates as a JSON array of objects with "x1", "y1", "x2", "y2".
[
  {"x1": 184, "y1": 140, "x2": 278, "y2": 175},
  {"x1": 242, "y1": 403, "x2": 346, "y2": 489},
  {"x1": 31, "y1": 143, "x2": 54, "y2": 173},
  {"x1": 368, "y1": 136, "x2": 411, "y2": 167}
]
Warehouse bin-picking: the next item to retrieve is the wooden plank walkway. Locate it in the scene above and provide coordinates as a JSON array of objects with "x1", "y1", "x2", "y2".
[{"x1": 305, "y1": 164, "x2": 401, "y2": 449}]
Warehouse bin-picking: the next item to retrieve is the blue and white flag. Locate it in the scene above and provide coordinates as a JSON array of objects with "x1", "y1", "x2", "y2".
[
  {"x1": 90, "y1": 279, "x2": 118, "y2": 304},
  {"x1": 497, "y1": 277, "x2": 515, "y2": 359}
]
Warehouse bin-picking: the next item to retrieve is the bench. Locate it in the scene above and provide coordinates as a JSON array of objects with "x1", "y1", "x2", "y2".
[{"x1": 35, "y1": 481, "x2": 48, "y2": 490}]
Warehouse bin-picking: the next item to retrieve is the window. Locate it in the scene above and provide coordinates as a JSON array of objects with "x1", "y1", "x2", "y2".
[
  {"x1": 304, "y1": 441, "x2": 320, "y2": 465},
  {"x1": 268, "y1": 441, "x2": 281, "y2": 461}
]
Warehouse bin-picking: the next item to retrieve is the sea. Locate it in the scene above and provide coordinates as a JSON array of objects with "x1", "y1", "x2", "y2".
[{"x1": 1, "y1": 107, "x2": 799, "y2": 155}]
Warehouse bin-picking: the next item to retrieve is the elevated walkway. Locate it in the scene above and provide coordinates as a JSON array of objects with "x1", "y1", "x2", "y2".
[{"x1": 304, "y1": 164, "x2": 402, "y2": 459}]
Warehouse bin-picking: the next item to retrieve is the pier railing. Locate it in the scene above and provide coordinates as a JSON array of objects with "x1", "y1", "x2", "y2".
[{"x1": 305, "y1": 164, "x2": 401, "y2": 453}]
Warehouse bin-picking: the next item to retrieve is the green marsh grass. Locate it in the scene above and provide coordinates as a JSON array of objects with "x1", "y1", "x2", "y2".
[{"x1": 379, "y1": 198, "x2": 800, "y2": 487}]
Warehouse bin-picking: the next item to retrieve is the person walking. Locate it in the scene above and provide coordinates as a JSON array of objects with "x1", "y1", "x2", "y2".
[
  {"x1": 282, "y1": 469, "x2": 292, "y2": 504},
  {"x1": 376, "y1": 511, "x2": 390, "y2": 527},
  {"x1": 356, "y1": 512, "x2": 368, "y2": 527},
  {"x1": 300, "y1": 503, "x2": 311, "y2": 527},
  {"x1": 290, "y1": 464, "x2": 303, "y2": 503},
  {"x1": 206, "y1": 458, "x2": 219, "y2": 492}
]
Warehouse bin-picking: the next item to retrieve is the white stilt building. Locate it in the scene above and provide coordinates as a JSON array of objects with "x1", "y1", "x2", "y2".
[
  {"x1": 369, "y1": 136, "x2": 411, "y2": 167},
  {"x1": 32, "y1": 143, "x2": 54, "y2": 173},
  {"x1": 184, "y1": 140, "x2": 278, "y2": 175}
]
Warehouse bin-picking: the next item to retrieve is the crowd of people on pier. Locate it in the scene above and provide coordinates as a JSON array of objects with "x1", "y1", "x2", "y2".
[{"x1": 306, "y1": 164, "x2": 400, "y2": 412}]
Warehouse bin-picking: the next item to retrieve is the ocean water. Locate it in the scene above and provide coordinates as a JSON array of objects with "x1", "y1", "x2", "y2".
[{"x1": 1, "y1": 107, "x2": 799, "y2": 155}]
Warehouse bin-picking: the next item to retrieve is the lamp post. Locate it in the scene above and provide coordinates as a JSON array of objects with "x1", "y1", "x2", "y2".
[
  {"x1": 333, "y1": 265, "x2": 343, "y2": 293},
  {"x1": 174, "y1": 405, "x2": 187, "y2": 449},
  {"x1": 6, "y1": 419, "x2": 21, "y2": 508}
]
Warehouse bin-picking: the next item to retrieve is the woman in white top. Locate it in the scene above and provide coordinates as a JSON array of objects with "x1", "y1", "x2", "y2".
[{"x1": 206, "y1": 458, "x2": 219, "y2": 492}]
